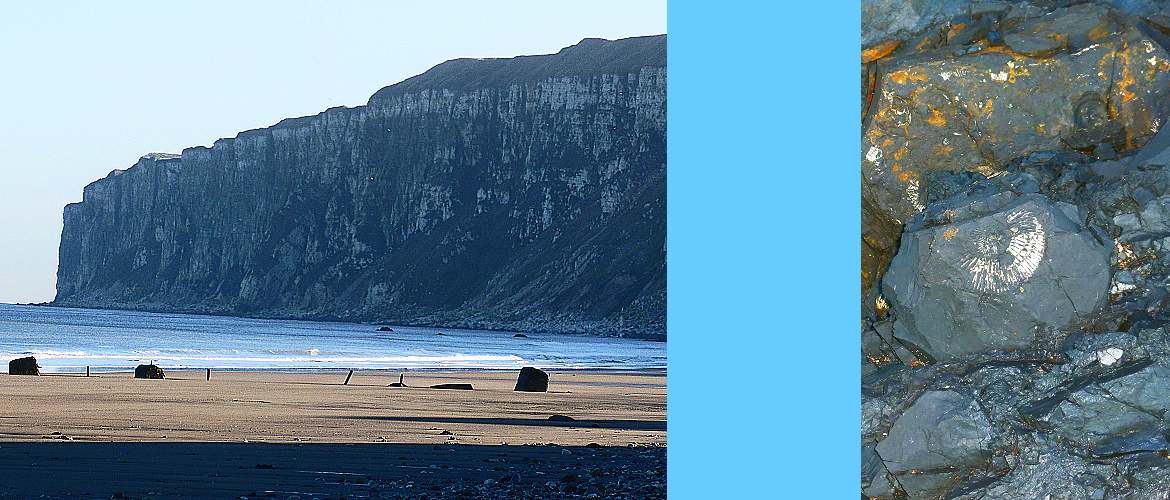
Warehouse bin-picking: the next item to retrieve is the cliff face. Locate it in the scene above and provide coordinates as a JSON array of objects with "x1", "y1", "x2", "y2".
[{"x1": 55, "y1": 35, "x2": 666, "y2": 338}]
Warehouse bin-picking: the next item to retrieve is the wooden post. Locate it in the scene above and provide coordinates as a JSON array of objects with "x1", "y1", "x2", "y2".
[
  {"x1": 206, "y1": 368, "x2": 211, "y2": 381},
  {"x1": 86, "y1": 366, "x2": 90, "y2": 377},
  {"x1": 344, "y1": 370, "x2": 354, "y2": 385},
  {"x1": 399, "y1": 373, "x2": 404, "y2": 386}
]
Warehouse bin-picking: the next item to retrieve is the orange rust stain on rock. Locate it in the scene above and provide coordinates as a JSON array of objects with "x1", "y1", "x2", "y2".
[
  {"x1": 1142, "y1": 56, "x2": 1170, "y2": 81},
  {"x1": 927, "y1": 109, "x2": 948, "y2": 127},
  {"x1": 947, "y1": 23, "x2": 967, "y2": 42},
  {"x1": 972, "y1": 45, "x2": 1029, "y2": 61},
  {"x1": 862, "y1": 40, "x2": 901, "y2": 64},
  {"x1": 888, "y1": 69, "x2": 928, "y2": 85},
  {"x1": 1097, "y1": 52, "x2": 1114, "y2": 82},
  {"x1": 1003, "y1": 61, "x2": 1029, "y2": 84},
  {"x1": 934, "y1": 144, "x2": 955, "y2": 156},
  {"x1": 943, "y1": 227, "x2": 959, "y2": 240},
  {"x1": 1120, "y1": 44, "x2": 1137, "y2": 103},
  {"x1": 980, "y1": 99, "x2": 994, "y2": 118}
]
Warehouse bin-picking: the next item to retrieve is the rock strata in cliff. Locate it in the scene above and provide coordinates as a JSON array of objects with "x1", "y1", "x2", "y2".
[{"x1": 55, "y1": 35, "x2": 666, "y2": 339}]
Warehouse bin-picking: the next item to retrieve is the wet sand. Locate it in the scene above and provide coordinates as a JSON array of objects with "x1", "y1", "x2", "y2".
[{"x1": 0, "y1": 370, "x2": 666, "y2": 498}]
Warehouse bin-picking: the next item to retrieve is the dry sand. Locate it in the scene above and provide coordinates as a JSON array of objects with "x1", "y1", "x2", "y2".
[
  {"x1": 0, "y1": 369, "x2": 666, "y2": 498},
  {"x1": 0, "y1": 369, "x2": 665, "y2": 445}
]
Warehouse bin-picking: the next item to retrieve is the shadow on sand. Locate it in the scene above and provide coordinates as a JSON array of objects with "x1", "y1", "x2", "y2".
[
  {"x1": 0, "y1": 441, "x2": 665, "y2": 498},
  {"x1": 338, "y1": 415, "x2": 667, "y2": 431}
]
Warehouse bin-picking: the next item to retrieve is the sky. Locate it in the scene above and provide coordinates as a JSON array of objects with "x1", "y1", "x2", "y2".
[{"x1": 0, "y1": 1, "x2": 665, "y2": 304}]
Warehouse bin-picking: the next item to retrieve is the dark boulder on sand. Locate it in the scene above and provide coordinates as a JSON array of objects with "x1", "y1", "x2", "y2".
[
  {"x1": 377, "y1": 326, "x2": 394, "y2": 332},
  {"x1": 515, "y1": 367, "x2": 549, "y2": 392},
  {"x1": 134, "y1": 364, "x2": 165, "y2": 379},
  {"x1": 8, "y1": 356, "x2": 39, "y2": 375}
]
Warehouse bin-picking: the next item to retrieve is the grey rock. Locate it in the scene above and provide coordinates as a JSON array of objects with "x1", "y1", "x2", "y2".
[
  {"x1": 861, "y1": 0, "x2": 1005, "y2": 47},
  {"x1": 953, "y1": 441, "x2": 1113, "y2": 500},
  {"x1": 1045, "y1": 385, "x2": 1159, "y2": 447},
  {"x1": 863, "y1": 395, "x2": 896, "y2": 441},
  {"x1": 862, "y1": 444, "x2": 895, "y2": 498},
  {"x1": 875, "y1": 390, "x2": 994, "y2": 498},
  {"x1": 883, "y1": 191, "x2": 1110, "y2": 361},
  {"x1": 1002, "y1": 31, "x2": 1065, "y2": 57}
]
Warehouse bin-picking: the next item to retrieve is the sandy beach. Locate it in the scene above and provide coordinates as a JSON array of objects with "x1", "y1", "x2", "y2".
[{"x1": 0, "y1": 369, "x2": 666, "y2": 498}]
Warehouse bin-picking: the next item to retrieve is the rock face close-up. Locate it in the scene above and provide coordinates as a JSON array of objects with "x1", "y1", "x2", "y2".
[
  {"x1": 53, "y1": 35, "x2": 666, "y2": 339},
  {"x1": 860, "y1": 1, "x2": 1170, "y2": 497}
]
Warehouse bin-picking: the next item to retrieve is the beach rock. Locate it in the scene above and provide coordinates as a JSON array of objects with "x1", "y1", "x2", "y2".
[
  {"x1": 430, "y1": 383, "x2": 473, "y2": 390},
  {"x1": 513, "y1": 334, "x2": 528, "y2": 338},
  {"x1": 377, "y1": 326, "x2": 393, "y2": 332},
  {"x1": 8, "y1": 356, "x2": 38, "y2": 376},
  {"x1": 883, "y1": 190, "x2": 1110, "y2": 361},
  {"x1": 515, "y1": 367, "x2": 550, "y2": 392},
  {"x1": 134, "y1": 364, "x2": 165, "y2": 379},
  {"x1": 548, "y1": 415, "x2": 576, "y2": 422},
  {"x1": 875, "y1": 390, "x2": 994, "y2": 498},
  {"x1": 862, "y1": 3, "x2": 1170, "y2": 304}
]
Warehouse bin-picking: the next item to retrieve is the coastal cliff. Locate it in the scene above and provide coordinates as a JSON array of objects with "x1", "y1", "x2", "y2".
[{"x1": 54, "y1": 35, "x2": 666, "y2": 339}]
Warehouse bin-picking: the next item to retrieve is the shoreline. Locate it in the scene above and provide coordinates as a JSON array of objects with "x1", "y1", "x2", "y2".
[{"x1": 27, "y1": 301, "x2": 667, "y2": 341}]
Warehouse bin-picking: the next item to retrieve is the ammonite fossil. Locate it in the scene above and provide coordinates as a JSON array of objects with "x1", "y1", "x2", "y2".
[{"x1": 958, "y1": 209, "x2": 1046, "y2": 293}]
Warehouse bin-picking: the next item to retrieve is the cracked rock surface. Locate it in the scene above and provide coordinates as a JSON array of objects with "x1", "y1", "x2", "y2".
[{"x1": 883, "y1": 188, "x2": 1111, "y2": 361}]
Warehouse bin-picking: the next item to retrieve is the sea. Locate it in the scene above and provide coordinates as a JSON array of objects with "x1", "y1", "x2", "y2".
[{"x1": 0, "y1": 304, "x2": 666, "y2": 373}]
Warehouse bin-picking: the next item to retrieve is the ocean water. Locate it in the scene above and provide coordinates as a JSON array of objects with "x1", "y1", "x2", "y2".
[{"x1": 0, "y1": 304, "x2": 666, "y2": 372}]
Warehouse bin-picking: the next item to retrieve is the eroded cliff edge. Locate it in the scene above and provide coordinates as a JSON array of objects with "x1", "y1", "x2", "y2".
[{"x1": 54, "y1": 35, "x2": 666, "y2": 339}]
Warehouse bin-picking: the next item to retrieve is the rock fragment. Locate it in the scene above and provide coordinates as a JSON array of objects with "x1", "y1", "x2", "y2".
[
  {"x1": 875, "y1": 390, "x2": 993, "y2": 498},
  {"x1": 884, "y1": 190, "x2": 1110, "y2": 361},
  {"x1": 8, "y1": 356, "x2": 38, "y2": 376},
  {"x1": 134, "y1": 364, "x2": 165, "y2": 379},
  {"x1": 514, "y1": 367, "x2": 550, "y2": 392}
]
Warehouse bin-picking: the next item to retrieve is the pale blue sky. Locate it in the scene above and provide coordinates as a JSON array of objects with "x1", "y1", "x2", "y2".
[{"x1": 0, "y1": 1, "x2": 665, "y2": 303}]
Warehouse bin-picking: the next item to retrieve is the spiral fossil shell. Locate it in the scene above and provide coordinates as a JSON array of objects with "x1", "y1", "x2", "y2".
[{"x1": 958, "y1": 209, "x2": 1046, "y2": 293}]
